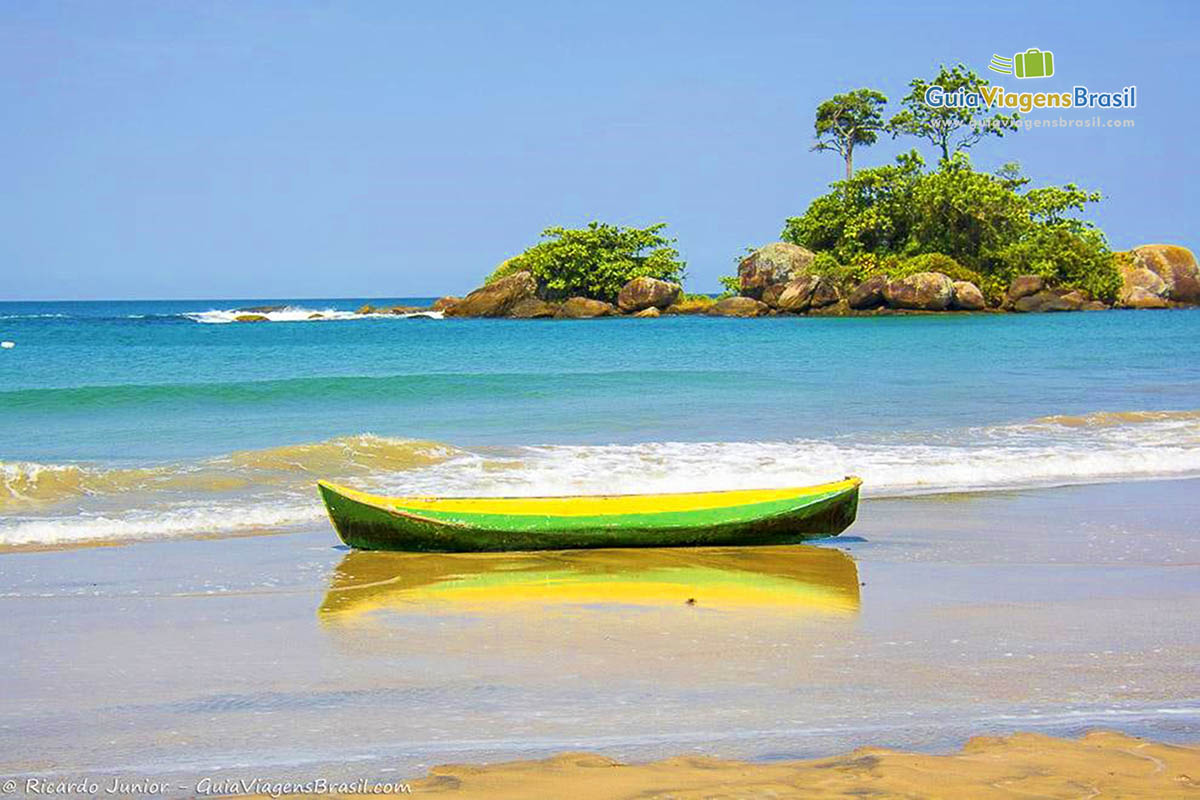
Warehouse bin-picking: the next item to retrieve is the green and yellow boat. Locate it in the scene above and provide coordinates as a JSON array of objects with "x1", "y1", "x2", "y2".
[{"x1": 317, "y1": 476, "x2": 862, "y2": 552}]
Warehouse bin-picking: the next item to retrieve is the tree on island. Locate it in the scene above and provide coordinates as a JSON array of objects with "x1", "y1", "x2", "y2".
[
  {"x1": 887, "y1": 64, "x2": 1018, "y2": 163},
  {"x1": 487, "y1": 222, "x2": 685, "y2": 303},
  {"x1": 781, "y1": 152, "x2": 1119, "y2": 302},
  {"x1": 770, "y1": 62, "x2": 1122, "y2": 303},
  {"x1": 811, "y1": 89, "x2": 889, "y2": 180}
]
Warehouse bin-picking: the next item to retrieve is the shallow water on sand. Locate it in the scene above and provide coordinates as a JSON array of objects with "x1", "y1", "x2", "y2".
[{"x1": 1, "y1": 479, "x2": 1196, "y2": 788}]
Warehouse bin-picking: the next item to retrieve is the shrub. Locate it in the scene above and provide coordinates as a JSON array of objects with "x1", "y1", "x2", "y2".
[
  {"x1": 809, "y1": 251, "x2": 871, "y2": 290},
  {"x1": 989, "y1": 227, "x2": 1120, "y2": 302},
  {"x1": 486, "y1": 222, "x2": 685, "y2": 303},
  {"x1": 782, "y1": 154, "x2": 1114, "y2": 300},
  {"x1": 717, "y1": 275, "x2": 741, "y2": 298}
]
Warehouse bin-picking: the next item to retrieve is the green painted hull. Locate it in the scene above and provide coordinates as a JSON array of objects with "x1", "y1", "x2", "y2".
[{"x1": 317, "y1": 479, "x2": 861, "y2": 552}]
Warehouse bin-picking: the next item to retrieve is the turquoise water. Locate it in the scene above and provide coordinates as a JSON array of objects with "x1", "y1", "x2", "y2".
[{"x1": 2, "y1": 299, "x2": 1199, "y2": 546}]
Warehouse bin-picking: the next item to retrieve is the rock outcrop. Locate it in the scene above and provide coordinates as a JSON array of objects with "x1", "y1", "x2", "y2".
[
  {"x1": 951, "y1": 281, "x2": 986, "y2": 311},
  {"x1": 737, "y1": 243, "x2": 815, "y2": 299},
  {"x1": 617, "y1": 277, "x2": 682, "y2": 312},
  {"x1": 233, "y1": 314, "x2": 269, "y2": 322},
  {"x1": 634, "y1": 306, "x2": 661, "y2": 318},
  {"x1": 1117, "y1": 263, "x2": 1168, "y2": 308},
  {"x1": 883, "y1": 272, "x2": 955, "y2": 310},
  {"x1": 446, "y1": 271, "x2": 537, "y2": 317},
  {"x1": 847, "y1": 276, "x2": 888, "y2": 310},
  {"x1": 1120, "y1": 287, "x2": 1169, "y2": 309},
  {"x1": 1004, "y1": 275, "x2": 1045, "y2": 307},
  {"x1": 555, "y1": 297, "x2": 618, "y2": 319},
  {"x1": 1011, "y1": 289, "x2": 1080, "y2": 313},
  {"x1": 431, "y1": 296, "x2": 461, "y2": 313},
  {"x1": 771, "y1": 275, "x2": 839, "y2": 312},
  {"x1": 663, "y1": 296, "x2": 716, "y2": 315},
  {"x1": 508, "y1": 298, "x2": 558, "y2": 318},
  {"x1": 709, "y1": 297, "x2": 768, "y2": 317},
  {"x1": 1130, "y1": 244, "x2": 1200, "y2": 304}
]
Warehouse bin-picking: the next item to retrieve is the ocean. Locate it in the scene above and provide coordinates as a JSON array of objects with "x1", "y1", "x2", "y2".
[{"x1": 2, "y1": 298, "x2": 1199, "y2": 548}]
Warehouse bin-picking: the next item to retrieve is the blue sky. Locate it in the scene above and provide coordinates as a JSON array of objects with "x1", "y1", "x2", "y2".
[{"x1": 3, "y1": 0, "x2": 1197, "y2": 299}]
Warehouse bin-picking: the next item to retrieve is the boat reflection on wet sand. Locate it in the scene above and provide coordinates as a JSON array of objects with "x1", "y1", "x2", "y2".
[{"x1": 319, "y1": 544, "x2": 860, "y2": 621}]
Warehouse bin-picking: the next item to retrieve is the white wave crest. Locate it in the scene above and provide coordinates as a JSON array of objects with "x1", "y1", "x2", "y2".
[
  {"x1": 3, "y1": 411, "x2": 1198, "y2": 547},
  {"x1": 183, "y1": 306, "x2": 442, "y2": 324},
  {"x1": 0, "y1": 501, "x2": 319, "y2": 547},
  {"x1": 378, "y1": 415, "x2": 1200, "y2": 499}
]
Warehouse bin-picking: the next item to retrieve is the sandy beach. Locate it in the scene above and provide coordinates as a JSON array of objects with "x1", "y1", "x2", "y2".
[
  {"x1": 364, "y1": 730, "x2": 1200, "y2": 799},
  {"x1": 3, "y1": 478, "x2": 1197, "y2": 796}
]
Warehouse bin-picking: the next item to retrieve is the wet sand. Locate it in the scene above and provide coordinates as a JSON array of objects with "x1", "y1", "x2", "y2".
[{"x1": 1, "y1": 479, "x2": 1198, "y2": 794}]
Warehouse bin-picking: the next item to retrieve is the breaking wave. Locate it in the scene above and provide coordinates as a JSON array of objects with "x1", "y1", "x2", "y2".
[
  {"x1": 183, "y1": 306, "x2": 441, "y2": 324},
  {"x1": 2, "y1": 411, "x2": 1198, "y2": 547}
]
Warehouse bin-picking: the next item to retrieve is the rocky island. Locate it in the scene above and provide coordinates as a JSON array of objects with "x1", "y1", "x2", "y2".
[{"x1": 416, "y1": 240, "x2": 1199, "y2": 320}]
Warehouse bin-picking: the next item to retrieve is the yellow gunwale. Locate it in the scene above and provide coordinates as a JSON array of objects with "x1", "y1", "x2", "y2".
[{"x1": 318, "y1": 477, "x2": 861, "y2": 518}]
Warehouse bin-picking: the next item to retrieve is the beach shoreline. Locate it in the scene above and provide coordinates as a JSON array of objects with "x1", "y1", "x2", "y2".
[{"x1": 2, "y1": 478, "x2": 1197, "y2": 794}]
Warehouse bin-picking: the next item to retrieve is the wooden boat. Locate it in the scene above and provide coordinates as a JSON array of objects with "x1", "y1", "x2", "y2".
[
  {"x1": 319, "y1": 546, "x2": 861, "y2": 618},
  {"x1": 317, "y1": 476, "x2": 861, "y2": 552}
]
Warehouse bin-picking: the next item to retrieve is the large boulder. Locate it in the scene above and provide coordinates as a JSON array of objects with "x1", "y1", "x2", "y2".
[
  {"x1": 1118, "y1": 263, "x2": 1169, "y2": 307},
  {"x1": 447, "y1": 271, "x2": 537, "y2": 317},
  {"x1": 773, "y1": 275, "x2": 839, "y2": 312},
  {"x1": 883, "y1": 272, "x2": 955, "y2": 310},
  {"x1": 1011, "y1": 289, "x2": 1080, "y2": 313},
  {"x1": 810, "y1": 278, "x2": 840, "y2": 309},
  {"x1": 847, "y1": 275, "x2": 888, "y2": 310},
  {"x1": 808, "y1": 299, "x2": 852, "y2": 317},
  {"x1": 761, "y1": 283, "x2": 786, "y2": 307},
  {"x1": 1004, "y1": 275, "x2": 1045, "y2": 307},
  {"x1": 663, "y1": 296, "x2": 716, "y2": 315},
  {"x1": 1130, "y1": 244, "x2": 1200, "y2": 303},
  {"x1": 634, "y1": 306, "x2": 661, "y2": 318},
  {"x1": 617, "y1": 277, "x2": 681, "y2": 312},
  {"x1": 556, "y1": 297, "x2": 618, "y2": 319},
  {"x1": 508, "y1": 297, "x2": 558, "y2": 318},
  {"x1": 1121, "y1": 287, "x2": 1169, "y2": 309},
  {"x1": 737, "y1": 243, "x2": 815, "y2": 299},
  {"x1": 431, "y1": 296, "x2": 461, "y2": 313},
  {"x1": 709, "y1": 297, "x2": 768, "y2": 317},
  {"x1": 233, "y1": 314, "x2": 269, "y2": 323},
  {"x1": 951, "y1": 281, "x2": 986, "y2": 311}
]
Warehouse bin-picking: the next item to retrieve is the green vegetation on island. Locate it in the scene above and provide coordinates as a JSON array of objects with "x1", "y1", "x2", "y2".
[
  {"x1": 485, "y1": 222, "x2": 685, "y2": 304},
  {"x1": 781, "y1": 150, "x2": 1118, "y2": 302},
  {"x1": 404, "y1": 62, "x2": 1198, "y2": 321}
]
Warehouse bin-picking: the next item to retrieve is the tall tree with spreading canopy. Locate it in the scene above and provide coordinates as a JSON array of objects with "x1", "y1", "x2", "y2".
[
  {"x1": 887, "y1": 64, "x2": 1018, "y2": 163},
  {"x1": 811, "y1": 89, "x2": 888, "y2": 180}
]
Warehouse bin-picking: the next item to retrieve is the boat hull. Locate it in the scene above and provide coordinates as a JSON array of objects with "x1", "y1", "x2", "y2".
[{"x1": 317, "y1": 478, "x2": 861, "y2": 552}]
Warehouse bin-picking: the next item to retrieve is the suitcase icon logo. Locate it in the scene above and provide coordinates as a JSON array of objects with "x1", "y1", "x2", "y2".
[{"x1": 989, "y1": 48, "x2": 1055, "y2": 79}]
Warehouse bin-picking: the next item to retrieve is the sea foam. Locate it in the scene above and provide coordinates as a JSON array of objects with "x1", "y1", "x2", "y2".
[
  {"x1": 183, "y1": 306, "x2": 442, "y2": 324},
  {"x1": 2, "y1": 411, "x2": 1198, "y2": 547}
]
